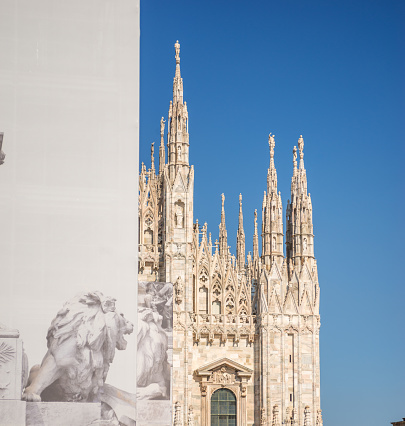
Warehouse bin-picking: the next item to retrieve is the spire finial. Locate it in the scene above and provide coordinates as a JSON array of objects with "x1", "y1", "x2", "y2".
[
  {"x1": 160, "y1": 117, "x2": 165, "y2": 141},
  {"x1": 238, "y1": 194, "x2": 244, "y2": 229},
  {"x1": 268, "y1": 133, "x2": 275, "y2": 160},
  {"x1": 254, "y1": 209, "x2": 258, "y2": 233},
  {"x1": 298, "y1": 135, "x2": 304, "y2": 168},
  {"x1": 222, "y1": 193, "x2": 225, "y2": 209},
  {"x1": 151, "y1": 142, "x2": 155, "y2": 170},
  {"x1": 175, "y1": 40, "x2": 180, "y2": 64},
  {"x1": 293, "y1": 146, "x2": 297, "y2": 171}
]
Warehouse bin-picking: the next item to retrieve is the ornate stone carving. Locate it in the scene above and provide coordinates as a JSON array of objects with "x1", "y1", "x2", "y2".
[
  {"x1": 316, "y1": 409, "x2": 323, "y2": 426},
  {"x1": 174, "y1": 401, "x2": 183, "y2": 425},
  {"x1": 272, "y1": 404, "x2": 279, "y2": 426},
  {"x1": 22, "y1": 292, "x2": 133, "y2": 402},
  {"x1": 0, "y1": 342, "x2": 15, "y2": 364},
  {"x1": 210, "y1": 367, "x2": 234, "y2": 385},
  {"x1": 304, "y1": 405, "x2": 311, "y2": 426},
  {"x1": 0, "y1": 324, "x2": 27, "y2": 400},
  {"x1": 201, "y1": 383, "x2": 207, "y2": 396},
  {"x1": 291, "y1": 408, "x2": 298, "y2": 425},
  {"x1": 260, "y1": 407, "x2": 267, "y2": 425},
  {"x1": 174, "y1": 276, "x2": 184, "y2": 304},
  {"x1": 285, "y1": 407, "x2": 292, "y2": 426},
  {"x1": 187, "y1": 405, "x2": 194, "y2": 426}
]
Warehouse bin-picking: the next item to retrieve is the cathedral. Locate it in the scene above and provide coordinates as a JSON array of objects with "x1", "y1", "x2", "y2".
[{"x1": 138, "y1": 41, "x2": 322, "y2": 426}]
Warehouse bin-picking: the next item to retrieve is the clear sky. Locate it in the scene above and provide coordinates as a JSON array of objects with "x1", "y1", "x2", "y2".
[{"x1": 139, "y1": 1, "x2": 404, "y2": 425}]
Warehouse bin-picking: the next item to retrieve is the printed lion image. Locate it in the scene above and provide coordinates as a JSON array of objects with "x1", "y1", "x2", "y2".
[{"x1": 22, "y1": 291, "x2": 133, "y2": 403}]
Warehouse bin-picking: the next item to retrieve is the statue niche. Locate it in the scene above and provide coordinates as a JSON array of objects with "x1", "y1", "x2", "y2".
[{"x1": 174, "y1": 200, "x2": 185, "y2": 228}]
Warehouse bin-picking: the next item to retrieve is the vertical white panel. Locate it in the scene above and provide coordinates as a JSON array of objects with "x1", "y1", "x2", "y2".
[{"x1": 0, "y1": 0, "x2": 139, "y2": 394}]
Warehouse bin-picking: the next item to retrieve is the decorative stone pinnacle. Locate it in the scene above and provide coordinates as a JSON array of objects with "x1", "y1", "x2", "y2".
[
  {"x1": 221, "y1": 193, "x2": 225, "y2": 208},
  {"x1": 239, "y1": 193, "x2": 242, "y2": 204},
  {"x1": 160, "y1": 117, "x2": 165, "y2": 139},
  {"x1": 151, "y1": 142, "x2": 155, "y2": 169}
]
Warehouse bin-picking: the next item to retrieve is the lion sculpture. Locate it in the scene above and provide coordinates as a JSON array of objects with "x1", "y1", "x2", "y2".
[
  {"x1": 22, "y1": 291, "x2": 133, "y2": 403},
  {"x1": 136, "y1": 307, "x2": 170, "y2": 400}
]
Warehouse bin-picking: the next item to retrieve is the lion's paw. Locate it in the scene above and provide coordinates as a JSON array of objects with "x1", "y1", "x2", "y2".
[{"x1": 22, "y1": 389, "x2": 42, "y2": 402}]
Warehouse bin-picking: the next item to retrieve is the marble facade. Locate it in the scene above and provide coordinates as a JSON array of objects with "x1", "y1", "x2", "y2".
[{"x1": 138, "y1": 42, "x2": 322, "y2": 425}]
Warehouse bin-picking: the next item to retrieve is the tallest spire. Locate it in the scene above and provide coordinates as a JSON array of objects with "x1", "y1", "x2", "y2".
[{"x1": 168, "y1": 40, "x2": 189, "y2": 178}]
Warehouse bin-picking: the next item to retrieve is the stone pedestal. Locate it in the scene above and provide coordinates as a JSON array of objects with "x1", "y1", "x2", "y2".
[
  {"x1": 0, "y1": 400, "x2": 26, "y2": 426},
  {"x1": 0, "y1": 327, "x2": 27, "y2": 400},
  {"x1": 26, "y1": 402, "x2": 101, "y2": 426},
  {"x1": 0, "y1": 325, "x2": 28, "y2": 425}
]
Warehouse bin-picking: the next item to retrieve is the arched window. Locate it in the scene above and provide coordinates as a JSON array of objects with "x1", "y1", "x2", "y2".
[{"x1": 211, "y1": 388, "x2": 236, "y2": 426}]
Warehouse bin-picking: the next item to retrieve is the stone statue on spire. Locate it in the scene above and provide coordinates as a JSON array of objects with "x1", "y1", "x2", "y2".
[
  {"x1": 175, "y1": 40, "x2": 180, "y2": 63},
  {"x1": 298, "y1": 134, "x2": 304, "y2": 162},
  {"x1": 268, "y1": 133, "x2": 275, "y2": 158},
  {"x1": 298, "y1": 134, "x2": 304, "y2": 152},
  {"x1": 160, "y1": 117, "x2": 165, "y2": 137},
  {"x1": 151, "y1": 142, "x2": 155, "y2": 170}
]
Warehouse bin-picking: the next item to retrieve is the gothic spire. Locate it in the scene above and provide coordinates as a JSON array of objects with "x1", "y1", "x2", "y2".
[
  {"x1": 261, "y1": 133, "x2": 284, "y2": 269},
  {"x1": 267, "y1": 133, "x2": 278, "y2": 194},
  {"x1": 253, "y1": 209, "x2": 259, "y2": 262},
  {"x1": 168, "y1": 40, "x2": 190, "y2": 179},
  {"x1": 236, "y1": 193, "x2": 245, "y2": 271},
  {"x1": 150, "y1": 142, "x2": 155, "y2": 172},
  {"x1": 173, "y1": 40, "x2": 182, "y2": 102},
  {"x1": 219, "y1": 193, "x2": 228, "y2": 260},
  {"x1": 159, "y1": 117, "x2": 166, "y2": 174},
  {"x1": 298, "y1": 134, "x2": 304, "y2": 169},
  {"x1": 287, "y1": 135, "x2": 314, "y2": 267}
]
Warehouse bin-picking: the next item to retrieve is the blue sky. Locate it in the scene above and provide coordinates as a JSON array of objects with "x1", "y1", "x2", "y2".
[{"x1": 139, "y1": 1, "x2": 405, "y2": 424}]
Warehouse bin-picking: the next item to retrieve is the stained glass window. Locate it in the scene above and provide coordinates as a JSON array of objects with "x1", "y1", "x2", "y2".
[{"x1": 211, "y1": 388, "x2": 237, "y2": 426}]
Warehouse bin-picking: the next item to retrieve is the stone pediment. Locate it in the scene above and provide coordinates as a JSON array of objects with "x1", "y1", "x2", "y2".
[{"x1": 196, "y1": 358, "x2": 253, "y2": 378}]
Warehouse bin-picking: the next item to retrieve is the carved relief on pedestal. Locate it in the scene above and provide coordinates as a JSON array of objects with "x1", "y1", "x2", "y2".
[
  {"x1": 0, "y1": 324, "x2": 26, "y2": 400},
  {"x1": 0, "y1": 342, "x2": 15, "y2": 398}
]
